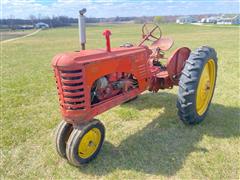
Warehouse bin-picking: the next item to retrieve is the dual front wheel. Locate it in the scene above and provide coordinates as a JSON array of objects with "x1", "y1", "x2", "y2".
[{"x1": 55, "y1": 119, "x2": 105, "y2": 166}]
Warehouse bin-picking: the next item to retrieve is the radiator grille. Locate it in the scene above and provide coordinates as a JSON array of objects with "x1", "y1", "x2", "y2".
[{"x1": 54, "y1": 68, "x2": 85, "y2": 111}]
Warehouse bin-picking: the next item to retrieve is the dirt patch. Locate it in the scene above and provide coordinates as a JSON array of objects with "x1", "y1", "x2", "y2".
[{"x1": 0, "y1": 30, "x2": 34, "y2": 41}]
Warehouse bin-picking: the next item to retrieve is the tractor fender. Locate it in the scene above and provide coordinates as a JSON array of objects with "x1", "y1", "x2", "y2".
[{"x1": 166, "y1": 47, "x2": 191, "y2": 85}]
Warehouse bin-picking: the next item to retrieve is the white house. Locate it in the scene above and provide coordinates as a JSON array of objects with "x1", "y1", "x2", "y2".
[
  {"x1": 176, "y1": 16, "x2": 197, "y2": 24},
  {"x1": 35, "y1": 22, "x2": 49, "y2": 29},
  {"x1": 200, "y1": 18, "x2": 207, "y2": 23},
  {"x1": 201, "y1": 15, "x2": 240, "y2": 25},
  {"x1": 205, "y1": 17, "x2": 220, "y2": 24},
  {"x1": 232, "y1": 15, "x2": 240, "y2": 24},
  {"x1": 217, "y1": 15, "x2": 240, "y2": 25},
  {"x1": 201, "y1": 16, "x2": 219, "y2": 23}
]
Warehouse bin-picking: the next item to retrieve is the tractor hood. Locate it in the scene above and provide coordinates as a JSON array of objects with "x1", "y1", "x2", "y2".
[{"x1": 52, "y1": 46, "x2": 151, "y2": 68}]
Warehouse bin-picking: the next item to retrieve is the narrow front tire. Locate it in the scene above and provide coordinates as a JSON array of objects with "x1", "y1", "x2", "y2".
[
  {"x1": 66, "y1": 119, "x2": 105, "y2": 166},
  {"x1": 55, "y1": 120, "x2": 73, "y2": 158}
]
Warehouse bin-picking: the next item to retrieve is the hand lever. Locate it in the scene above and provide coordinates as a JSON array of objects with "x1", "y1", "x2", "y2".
[{"x1": 103, "y1": 30, "x2": 112, "y2": 52}]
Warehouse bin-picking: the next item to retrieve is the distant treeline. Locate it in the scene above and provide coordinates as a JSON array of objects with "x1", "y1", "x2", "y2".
[
  {"x1": 1, "y1": 16, "x2": 78, "y2": 28},
  {"x1": 0, "y1": 14, "x2": 224, "y2": 29},
  {"x1": 0, "y1": 15, "x2": 171, "y2": 29}
]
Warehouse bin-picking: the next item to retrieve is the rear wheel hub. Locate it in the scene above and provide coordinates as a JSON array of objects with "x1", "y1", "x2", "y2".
[{"x1": 196, "y1": 59, "x2": 216, "y2": 116}]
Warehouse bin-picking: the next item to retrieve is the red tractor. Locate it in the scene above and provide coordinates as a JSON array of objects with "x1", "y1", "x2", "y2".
[{"x1": 52, "y1": 10, "x2": 217, "y2": 166}]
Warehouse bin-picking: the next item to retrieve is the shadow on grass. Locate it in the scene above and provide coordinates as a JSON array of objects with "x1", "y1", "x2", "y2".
[{"x1": 79, "y1": 92, "x2": 239, "y2": 176}]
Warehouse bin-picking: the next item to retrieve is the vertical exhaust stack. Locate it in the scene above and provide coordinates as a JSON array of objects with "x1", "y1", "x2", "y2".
[{"x1": 79, "y1": 8, "x2": 87, "y2": 50}]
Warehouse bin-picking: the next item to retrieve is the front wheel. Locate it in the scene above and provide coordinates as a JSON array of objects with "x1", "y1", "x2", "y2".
[
  {"x1": 66, "y1": 119, "x2": 105, "y2": 166},
  {"x1": 55, "y1": 120, "x2": 73, "y2": 158},
  {"x1": 177, "y1": 46, "x2": 218, "y2": 125}
]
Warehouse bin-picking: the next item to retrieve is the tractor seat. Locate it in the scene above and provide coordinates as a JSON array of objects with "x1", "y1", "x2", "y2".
[{"x1": 151, "y1": 37, "x2": 174, "y2": 51}]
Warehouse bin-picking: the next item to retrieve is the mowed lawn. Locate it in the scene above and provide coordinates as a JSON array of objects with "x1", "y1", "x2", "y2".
[{"x1": 1, "y1": 24, "x2": 239, "y2": 179}]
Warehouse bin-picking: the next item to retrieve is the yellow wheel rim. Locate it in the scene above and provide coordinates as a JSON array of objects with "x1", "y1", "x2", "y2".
[
  {"x1": 196, "y1": 59, "x2": 216, "y2": 116},
  {"x1": 78, "y1": 128, "x2": 101, "y2": 159}
]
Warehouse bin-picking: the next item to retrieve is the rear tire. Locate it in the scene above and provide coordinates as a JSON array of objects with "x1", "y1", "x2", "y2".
[{"x1": 177, "y1": 46, "x2": 217, "y2": 125}]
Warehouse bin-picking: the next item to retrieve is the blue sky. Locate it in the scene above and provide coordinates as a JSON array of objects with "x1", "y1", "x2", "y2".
[{"x1": 1, "y1": 0, "x2": 239, "y2": 19}]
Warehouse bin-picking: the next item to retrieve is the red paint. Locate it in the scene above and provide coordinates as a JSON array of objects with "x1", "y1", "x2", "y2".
[
  {"x1": 52, "y1": 28, "x2": 191, "y2": 125},
  {"x1": 103, "y1": 30, "x2": 112, "y2": 52}
]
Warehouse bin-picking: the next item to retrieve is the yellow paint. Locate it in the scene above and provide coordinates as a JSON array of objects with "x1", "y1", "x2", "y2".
[
  {"x1": 196, "y1": 59, "x2": 216, "y2": 116},
  {"x1": 78, "y1": 128, "x2": 101, "y2": 159}
]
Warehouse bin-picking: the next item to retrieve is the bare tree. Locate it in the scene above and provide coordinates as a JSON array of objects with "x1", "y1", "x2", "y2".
[
  {"x1": 29, "y1": 14, "x2": 36, "y2": 25},
  {"x1": 8, "y1": 15, "x2": 15, "y2": 30},
  {"x1": 38, "y1": 13, "x2": 41, "y2": 21}
]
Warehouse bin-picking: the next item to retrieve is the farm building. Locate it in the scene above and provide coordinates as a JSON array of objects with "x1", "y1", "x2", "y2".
[
  {"x1": 201, "y1": 15, "x2": 240, "y2": 25},
  {"x1": 217, "y1": 15, "x2": 240, "y2": 25},
  {"x1": 176, "y1": 16, "x2": 197, "y2": 24},
  {"x1": 35, "y1": 22, "x2": 49, "y2": 29},
  {"x1": 201, "y1": 17, "x2": 220, "y2": 24}
]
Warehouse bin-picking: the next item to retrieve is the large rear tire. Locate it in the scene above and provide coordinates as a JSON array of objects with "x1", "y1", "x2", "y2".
[{"x1": 177, "y1": 46, "x2": 217, "y2": 125}]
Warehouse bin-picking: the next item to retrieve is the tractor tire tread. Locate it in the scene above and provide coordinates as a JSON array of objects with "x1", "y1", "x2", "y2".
[
  {"x1": 177, "y1": 46, "x2": 218, "y2": 125},
  {"x1": 55, "y1": 120, "x2": 72, "y2": 158}
]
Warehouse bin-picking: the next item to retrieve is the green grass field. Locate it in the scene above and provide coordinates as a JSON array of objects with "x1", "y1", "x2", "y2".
[{"x1": 1, "y1": 24, "x2": 240, "y2": 179}]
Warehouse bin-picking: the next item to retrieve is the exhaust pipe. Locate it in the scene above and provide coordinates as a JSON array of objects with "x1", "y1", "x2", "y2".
[{"x1": 78, "y1": 8, "x2": 87, "y2": 50}]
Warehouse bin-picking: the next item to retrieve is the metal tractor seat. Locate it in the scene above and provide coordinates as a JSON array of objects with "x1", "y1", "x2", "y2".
[{"x1": 151, "y1": 37, "x2": 174, "y2": 51}]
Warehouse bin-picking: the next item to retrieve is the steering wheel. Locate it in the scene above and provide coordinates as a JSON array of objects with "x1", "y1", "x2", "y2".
[{"x1": 140, "y1": 23, "x2": 162, "y2": 45}]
